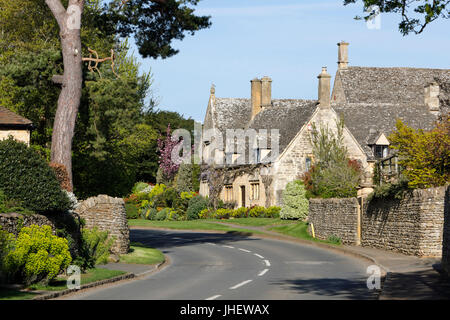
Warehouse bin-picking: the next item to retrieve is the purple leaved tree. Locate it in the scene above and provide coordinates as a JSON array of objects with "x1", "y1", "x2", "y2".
[{"x1": 157, "y1": 124, "x2": 181, "y2": 182}]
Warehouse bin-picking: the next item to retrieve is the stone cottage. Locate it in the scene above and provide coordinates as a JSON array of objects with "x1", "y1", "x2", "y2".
[
  {"x1": 199, "y1": 42, "x2": 450, "y2": 207},
  {"x1": 0, "y1": 106, "x2": 33, "y2": 145}
]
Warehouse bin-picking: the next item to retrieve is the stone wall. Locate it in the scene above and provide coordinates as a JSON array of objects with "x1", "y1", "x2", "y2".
[
  {"x1": 75, "y1": 195, "x2": 129, "y2": 255},
  {"x1": 362, "y1": 186, "x2": 447, "y2": 257},
  {"x1": 308, "y1": 197, "x2": 360, "y2": 245},
  {"x1": 0, "y1": 212, "x2": 56, "y2": 235},
  {"x1": 440, "y1": 187, "x2": 450, "y2": 275}
]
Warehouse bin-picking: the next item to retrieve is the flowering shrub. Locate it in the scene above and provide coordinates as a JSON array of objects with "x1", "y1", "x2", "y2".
[
  {"x1": 199, "y1": 208, "x2": 213, "y2": 219},
  {"x1": 248, "y1": 206, "x2": 266, "y2": 218},
  {"x1": 214, "y1": 208, "x2": 233, "y2": 219},
  {"x1": 4, "y1": 225, "x2": 72, "y2": 285},
  {"x1": 231, "y1": 207, "x2": 248, "y2": 218},
  {"x1": 265, "y1": 206, "x2": 281, "y2": 218}
]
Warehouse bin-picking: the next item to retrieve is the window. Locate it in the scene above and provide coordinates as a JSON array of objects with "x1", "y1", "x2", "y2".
[
  {"x1": 224, "y1": 185, "x2": 233, "y2": 202},
  {"x1": 251, "y1": 183, "x2": 260, "y2": 200},
  {"x1": 374, "y1": 145, "x2": 388, "y2": 159},
  {"x1": 254, "y1": 148, "x2": 261, "y2": 163},
  {"x1": 305, "y1": 157, "x2": 312, "y2": 171}
]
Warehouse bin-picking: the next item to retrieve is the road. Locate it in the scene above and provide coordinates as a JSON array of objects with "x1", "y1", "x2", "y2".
[{"x1": 67, "y1": 229, "x2": 378, "y2": 300}]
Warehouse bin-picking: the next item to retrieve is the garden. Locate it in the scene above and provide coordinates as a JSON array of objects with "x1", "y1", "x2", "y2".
[{"x1": 0, "y1": 138, "x2": 164, "y2": 300}]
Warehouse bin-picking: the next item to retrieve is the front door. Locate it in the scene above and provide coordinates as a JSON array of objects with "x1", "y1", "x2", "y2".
[{"x1": 240, "y1": 186, "x2": 246, "y2": 208}]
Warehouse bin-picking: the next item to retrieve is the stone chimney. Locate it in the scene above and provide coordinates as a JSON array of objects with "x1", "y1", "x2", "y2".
[
  {"x1": 337, "y1": 41, "x2": 349, "y2": 69},
  {"x1": 424, "y1": 81, "x2": 440, "y2": 116},
  {"x1": 261, "y1": 76, "x2": 272, "y2": 108},
  {"x1": 251, "y1": 78, "x2": 262, "y2": 119},
  {"x1": 318, "y1": 67, "x2": 331, "y2": 108}
]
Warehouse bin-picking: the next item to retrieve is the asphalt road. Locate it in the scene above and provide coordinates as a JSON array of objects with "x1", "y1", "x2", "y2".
[{"x1": 67, "y1": 229, "x2": 378, "y2": 300}]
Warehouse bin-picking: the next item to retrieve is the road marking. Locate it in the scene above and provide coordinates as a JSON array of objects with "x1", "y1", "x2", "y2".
[
  {"x1": 238, "y1": 248, "x2": 251, "y2": 253},
  {"x1": 171, "y1": 237, "x2": 182, "y2": 240},
  {"x1": 258, "y1": 269, "x2": 269, "y2": 276},
  {"x1": 254, "y1": 253, "x2": 264, "y2": 259},
  {"x1": 206, "y1": 242, "x2": 216, "y2": 246},
  {"x1": 205, "y1": 295, "x2": 221, "y2": 300},
  {"x1": 284, "y1": 261, "x2": 333, "y2": 265},
  {"x1": 264, "y1": 260, "x2": 271, "y2": 267},
  {"x1": 229, "y1": 280, "x2": 253, "y2": 290},
  {"x1": 222, "y1": 245, "x2": 234, "y2": 249}
]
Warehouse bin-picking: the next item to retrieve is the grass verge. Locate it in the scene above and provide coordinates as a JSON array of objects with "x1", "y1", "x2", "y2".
[
  {"x1": 269, "y1": 222, "x2": 342, "y2": 245},
  {"x1": 210, "y1": 217, "x2": 295, "y2": 227},
  {"x1": 128, "y1": 219, "x2": 263, "y2": 234},
  {"x1": 119, "y1": 242, "x2": 165, "y2": 265},
  {"x1": 0, "y1": 268, "x2": 127, "y2": 300}
]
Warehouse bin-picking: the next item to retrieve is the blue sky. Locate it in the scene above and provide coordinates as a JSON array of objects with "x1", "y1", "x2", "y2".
[{"x1": 131, "y1": 0, "x2": 450, "y2": 122}]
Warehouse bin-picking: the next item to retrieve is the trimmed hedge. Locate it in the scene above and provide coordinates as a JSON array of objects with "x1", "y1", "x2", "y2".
[{"x1": 0, "y1": 138, "x2": 71, "y2": 213}]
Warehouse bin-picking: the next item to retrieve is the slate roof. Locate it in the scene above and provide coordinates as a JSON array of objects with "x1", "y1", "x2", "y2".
[
  {"x1": 0, "y1": 107, "x2": 33, "y2": 127},
  {"x1": 337, "y1": 67, "x2": 450, "y2": 104},
  {"x1": 204, "y1": 97, "x2": 317, "y2": 158},
  {"x1": 332, "y1": 102, "x2": 437, "y2": 160}
]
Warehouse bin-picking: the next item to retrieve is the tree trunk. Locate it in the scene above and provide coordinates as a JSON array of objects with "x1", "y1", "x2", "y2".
[{"x1": 46, "y1": 0, "x2": 84, "y2": 190}]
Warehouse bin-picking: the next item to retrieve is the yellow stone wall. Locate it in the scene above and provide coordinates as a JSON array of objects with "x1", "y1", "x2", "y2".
[{"x1": 0, "y1": 129, "x2": 31, "y2": 145}]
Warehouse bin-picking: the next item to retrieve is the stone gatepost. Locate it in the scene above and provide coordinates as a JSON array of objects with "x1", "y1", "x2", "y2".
[{"x1": 75, "y1": 195, "x2": 130, "y2": 255}]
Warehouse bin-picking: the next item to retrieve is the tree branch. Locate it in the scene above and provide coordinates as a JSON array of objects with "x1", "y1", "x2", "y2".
[
  {"x1": 45, "y1": 0, "x2": 67, "y2": 28},
  {"x1": 82, "y1": 48, "x2": 119, "y2": 78}
]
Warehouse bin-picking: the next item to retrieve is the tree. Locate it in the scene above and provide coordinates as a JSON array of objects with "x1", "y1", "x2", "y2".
[
  {"x1": 344, "y1": 0, "x2": 450, "y2": 35},
  {"x1": 303, "y1": 118, "x2": 361, "y2": 198},
  {"x1": 175, "y1": 163, "x2": 194, "y2": 193},
  {"x1": 157, "y1": 124, "x2": 182, "y2": 183},
  {"x1": 44, "y1": 0, "x2": 210, "y2": 189},
  {"x1": 388, "y1": 117, "x2": 450, "y2": 188}
]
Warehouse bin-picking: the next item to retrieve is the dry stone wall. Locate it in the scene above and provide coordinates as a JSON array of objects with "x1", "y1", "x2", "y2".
[
  {"x1": 0, "y1": 212, "x2": 56, "y2": 235},
  {"x1": 362, "y1": 186, "x2": 446, "y2": 257},
  {"x1": 439, "y1": 187, "x2": 450, "y2": 275},
  {"x1": 75, "y1": 195, "x2": 129, "y2": 255},
  {"x1": 308, "y1": 198, "x2": 360, "y2": 245}
]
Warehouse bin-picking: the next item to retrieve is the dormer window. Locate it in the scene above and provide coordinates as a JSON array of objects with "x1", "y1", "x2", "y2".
[{"x1": 374, "y1": 145, "x2": 388, "y2": 159}]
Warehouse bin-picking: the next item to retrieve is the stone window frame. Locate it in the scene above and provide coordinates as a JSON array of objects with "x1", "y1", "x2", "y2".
[
  {"x1": 250, "y1": 182, "x2": 260, "y2": 200},
  {"x1": 224, "y1": 184, "x2": 233, "y2": 202}
]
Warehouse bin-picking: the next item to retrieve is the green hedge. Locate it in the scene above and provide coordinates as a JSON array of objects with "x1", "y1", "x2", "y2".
[{"x1": 0, "y1": 138, "x2": 71, "y2": 213}]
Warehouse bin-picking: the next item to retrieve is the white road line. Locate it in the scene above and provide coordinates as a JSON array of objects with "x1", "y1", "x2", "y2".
[
  {"x1": 229, "y1": 280, "x2": 253, "y2": 290},
  {"x1": 205, "y1": 295, "x2": 221, "y2": 300},
  {"x1": 222, "y1": 245, "x2": 234, "y2": 249},
  {"x1": 206, "y1": 242, "x2": 216, "y2": 246},
  {"x1": 238, "y1": 248, "x2": 251, "y2": 253},
  {"x1": 258, "y1": 269, "x2": 269, "y2": 276},
  {"x1": 264, "y1": 260, "x2": 271, "y2": 267},
  {"x1": 254, "y1": 253, "x2": 265, "y2": 259}
]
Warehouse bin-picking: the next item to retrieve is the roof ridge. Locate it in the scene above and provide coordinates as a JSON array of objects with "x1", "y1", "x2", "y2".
[{"x1": 0, "y1": 106, "x2": 33, "y2": 125}]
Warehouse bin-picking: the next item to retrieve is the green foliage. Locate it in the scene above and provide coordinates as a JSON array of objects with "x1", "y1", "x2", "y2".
[
  {"x1": 231, "y1": 207, "x2": 249, "y2": 218},
  {"x1": 186, "y1": 195, "x2": 208, "y2": 220},
  {"x1": 0, "y1": 138, "x2": 71, "y2": 213},
  {"x1": 78, "y1": 227, "x2": 114, "y2": 269},
  {"x1": 388, "y1": 119, "x2": 450, "y2": 189},
  {"x1": 266, "y1": 206, "x2": 281, "y2": 218},
  {"x1": 132, "y1": 182, "x2": 151, "y2": 194},
  {"x1": 343, "y1": 0, "x2": 450, "y2": 35},
  {"x1": 0, "y1": 226, "x2": 14, "y2": 282},
  {"x1": 248, "y1": 206, "x2": 266, "y2": 218},
  {"x1": 304, "y1": 118, "x2": 361, "y2": 198},
  {"x1": 280, "y1": 180, "x2": 309, "y2": 220},
  {"x1": 214, "y1": 208, "x2": 233, "y2": 219},
  {"x1": 125, "y1": 203, "x2": 140, "y2": 220},
  {"x1": 155, "y1": 208, "x2": 170, "y2": 221},
  {"x1": 326, "y1": 234, "x2": 342, "y2": 245},
  {"x1": 0, "y1": 189, "x2": 32, "y2": 214},
  {"x1": 4, "y1": 225, "x2": 72, "y2": 285},
  {"x1": 369, "y1": 174, "x2": 411, "y2": 201},
  {"x1": 175, "y1": 163, "x2": 194, "y2": 193}
]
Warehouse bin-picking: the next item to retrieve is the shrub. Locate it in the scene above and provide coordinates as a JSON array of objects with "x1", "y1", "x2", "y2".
[
  {"x1": 0, "y1": 138, "x2": 71, "y2": 213},
  {"x1": 49, "y1": 162, "x2": 72, "y2": 192},
  {"x1": 0, "y1": 226, "x2": 14, "y2": 281},
  {"x1": 0, "y1": 189, "x2": 32, "y2": 214},
  {"x1": 388, "y1": 118, "x2": 450, "y2": 189},
  {"x1": 327, "y1": 234, "x2": 342, "y2": 245},
  {"x1": 4, "y1": 225, "x2": 72, "y2": 285},
  {"x1": 155, "y1": 208, "x2": 170, "y2": 221},
  {"x1": 132, "y1": 182, "x2": 151, "y2": 194},
  {"x1": 78, "y1": 227, "x2": 114, "y2": 269},
  {"x1": 125, "y1": 203, "x2": 139, "y2": 219},
  {"x1": 231, "y1": 207, "x2": 248, "y2": 218},
  {"x1": 166, "y1": 209, "x2": 179, "y2": 221},
  {"x1": 199, "y1": 208, "x2": 213, "y2": 219},
  {"x1": 280, "y1": 180, "x2": 309, "y2": 220},
  {"x1": 266, "y1": 206, "x2": 281, "y2": 218},
  {"x1": 175, "y1": 163, "x2": 194, "y2": 193},
  {"x1": 248, "y1": 206, "x2": 266, "y2": 218},
  {"x1": 214, "y1": 208, "x2": 232, "y2": 219},
  {"x1": 186, "y1": 195, "x2": 208, "y2": 220},
  {"x1": 146, "y1": 208, "x2": 158, "y2": 220}
]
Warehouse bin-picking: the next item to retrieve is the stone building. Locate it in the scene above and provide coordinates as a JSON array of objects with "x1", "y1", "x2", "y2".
[
  {"x1": 199, "y1": 42, "x2": 450, "y2": 207},
  {"x1": 0, "y1": 106, "x2": 33, "y2": 145}
]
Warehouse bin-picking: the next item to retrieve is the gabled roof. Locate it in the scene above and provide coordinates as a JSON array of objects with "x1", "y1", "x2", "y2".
[
  {"x1": 336, "y1": 66, "x2": 450, "y2": 104},
  {"x1": 0, "y1": 107, "x2": 33, "y2": 127},
  {"x1": 332, "y1": 102, "x2": 437, "y2": 160},
  {"x1": 204, "y1": 97, "x2": 317, "y2": 159}
]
